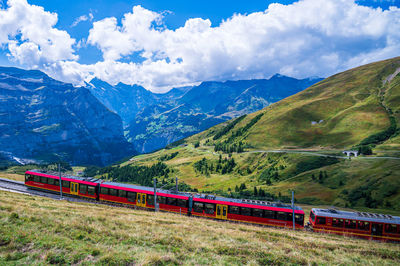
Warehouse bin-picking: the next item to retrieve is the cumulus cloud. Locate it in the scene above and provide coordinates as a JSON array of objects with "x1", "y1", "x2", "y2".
[
  {"x1": 0, "y1": 0, "x2": 77, "y2": 68},
  {"x1": 0, "y1": 0, "x2": 400, "y2": 92},
  {"x1": 81, "y1": 0, "x2": 400, "y2": 91}
]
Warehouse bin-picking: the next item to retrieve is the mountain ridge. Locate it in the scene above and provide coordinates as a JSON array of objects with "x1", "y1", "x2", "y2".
[{"x1": 86, "y1": 75, "x2": 321, "y2": 153}]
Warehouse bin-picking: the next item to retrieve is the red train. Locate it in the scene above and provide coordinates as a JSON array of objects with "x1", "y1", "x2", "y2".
[
  {"x1": 24, "y1": 169, "x2": 400, "y2": 242},
  {"x1": 309, "y1": 208, "x2": 400, "y2": 242},
  {"x1": 24, "y1": 170, "x2": 305, "y2": 229}
]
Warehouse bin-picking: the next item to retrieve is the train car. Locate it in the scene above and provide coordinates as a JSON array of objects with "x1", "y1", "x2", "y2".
[
  {"x1": 98, "y1": 181, "x2": 190, "y2": 214},
  {"x1": 309, "y1": 208, "x2": 400, "y2": 242},
  {"x1": 98, "y1": 181, "x2": 304, "y2": 228},
  {"x1": 25, "y1": 170, "x2": 101, "y2": 200},
  {"x1": 191, "y1": 196, "x2": 304, "y2": 229}
]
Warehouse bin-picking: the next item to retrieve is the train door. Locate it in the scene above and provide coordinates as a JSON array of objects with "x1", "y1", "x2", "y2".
[
  {"x1": 70, "y1": 182, "x2": 79, "y2": 195},
  {"x1": 216, "y1": 204, "x2": 228, "y2": 220},
  {"x1": 371, "y1": 223, "x2": 383, "y2": 236},
  {"x1": 136, "y1": 193, "x2": 147, "y2": 207}
]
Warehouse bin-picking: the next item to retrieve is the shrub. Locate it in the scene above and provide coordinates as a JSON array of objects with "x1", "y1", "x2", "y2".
[
  {"x1": 357, "y1": 145, "x2": 372, "y2": 155},
  {"x1": 295, "y1": 157, "x2": 339, "y2": 175}
]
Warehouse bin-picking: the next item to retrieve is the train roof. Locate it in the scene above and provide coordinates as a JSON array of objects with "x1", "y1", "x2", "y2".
[
  {"x1": 27, "y1": 170, "x2": 303, "y2": 213},
  {"x1": 312, "y1": 208, "x2": 400, "y2": 225}
]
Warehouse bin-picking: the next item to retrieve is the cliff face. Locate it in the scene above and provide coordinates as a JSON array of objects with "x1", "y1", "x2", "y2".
[{"x1": 0, "y1": 67, "x2": 135, "y2": 166}]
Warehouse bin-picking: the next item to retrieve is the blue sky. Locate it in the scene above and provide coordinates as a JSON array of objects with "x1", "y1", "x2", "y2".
[{"x1": 1, "y1": 0, "x2": 399, "y2": 91}]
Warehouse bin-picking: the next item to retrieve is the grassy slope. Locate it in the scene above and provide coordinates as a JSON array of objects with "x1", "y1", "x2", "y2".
[
  {"x1": 1, "y1": 191, "x2": 400, "y2": 265},
  {"x1": 245, "y1": 57, "x2": 399, "y2": 149}
]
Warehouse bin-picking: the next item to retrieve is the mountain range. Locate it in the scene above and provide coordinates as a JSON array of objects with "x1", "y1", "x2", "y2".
[
  {"x1": 87, "y1": 75, "x2": 321, "y2": 153},
  {"x1": 0, "y1": 66, "x2": 319, "y2": 165}
]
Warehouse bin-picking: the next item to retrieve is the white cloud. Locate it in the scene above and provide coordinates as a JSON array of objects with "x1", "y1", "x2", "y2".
[
  {"x1": 0, "y1": 0, "x2": 77, "y2": 67},
  {"x1": 72, "y1": 15, "x2": 88, "y2": 27},
  {"x1": 81, "y1": 0, "x2": 400, "y2": 91},
  {"x1": 0, "y1": 0, "x2": 400, "y2": 92},
  {"x1": 71, "y1": 12, "x2": 94, "y2": 27}
]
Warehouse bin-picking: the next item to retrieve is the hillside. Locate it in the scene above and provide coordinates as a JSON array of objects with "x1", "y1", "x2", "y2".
[
  {"x1": 104, "y1": 57, "x2": 400, "y2": 212},
  {"x1": 1, "y1": 190, "x2": 399, "y2": 265},
  {"x1": 0, "y1": 67, "x2": 135, "y2": 166}
]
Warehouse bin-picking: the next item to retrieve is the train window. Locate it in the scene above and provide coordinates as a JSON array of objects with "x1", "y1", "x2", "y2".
[
  {"x1": 167, "y1": 197, "x2": 177, "y2": 206},
  {"x1": 158, "y1": 196, "x2": 166, "y2": 204},
  {"x1": 332, "y1": 218, "x2": 343, "y2": 227},
  {"x1": 385, "y1": 224, "x2": 398, "y2": 234},
  {"x1": 358, "y1": 221, "x2": 369, "y2": 231},
  {"x1": 80, "y1": 184, "x2": 87, "y2": 194},
  {"x1": 193, "y1": 202, "x2": 204, "y2": 213},
  {"x1": 253, "y1": 209, "x2": 263, "y2": 217},
  {"x1": 276, "y1": 212, "x2": 287, "y2": 221},
  {"x1": 62, "y1": 180, "x2": 70, "y2": 188},
  {"x1": 317, "y1": 217, "x2": 326, "y2": 225},
  {"x1": 101, "y1": 187, "x2": 109, "y2": 195},
  {"x1": 147, "y1": 195, "x2": 154, "y2": 205},
  {"x1": 109, "y1": 188, "x2": 117, "y2": 196},
  {"x1": 228, "y1": 205, "x2": 240, "y2": 214},
  {"x1": 295, "y1": 214, "x2": 304, "y2": 225},
  {"x1": 47, "y1": 178, "x2": 55, "y2": 185},
  {"x1": 345, "y1": 220, "x2": 357, "y2": 229},
  {"x1": 127, "y1": 192, "x2": 136, "y2": 202},
  {"x1": 310, "y1": 211, "x2": 315, "y2": 222},
  {"x1": 40, "y1": 176, "x2": 47, "y2": 184},
  {"x1": 205, "y1": 204, "x2": 215, "y2": 215},
  {"x1": 177, "y1": 199, "x2": 187, "y2": 208},
  {"x1": 33, "y1": 175, "x2": 40, "y2": 182},
  {"x1": 241, "y1": 207, "x2": 252, "y2": 216},
  {"x1": 88, "y1": 186, "x2": 95, "y2": 195},
  {"x1": 287, "y1": 213, "x2": 293, "y2": 221},
  {"x1": 264, "y1": 210, "x2": 275, "y2": 219},
  {"x1": 54, "y1": 179, "x2": 59, "y2": 186},
  {"x1": 119, "y1": 190, "x2": 127, "y2": 198},
  {"x1": 118, "y1": 190, "x2": 127, "y2": 198}
]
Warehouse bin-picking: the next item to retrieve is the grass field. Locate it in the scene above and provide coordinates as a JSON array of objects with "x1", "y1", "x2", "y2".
[{"x1": 1, "y1": 190, "x2": 400, "y2": 265}]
